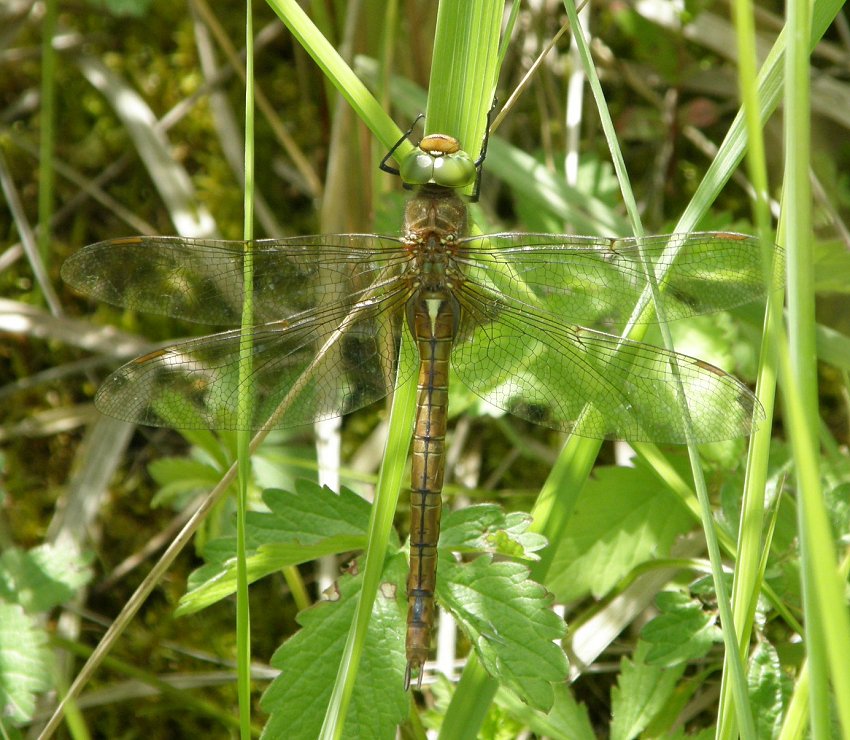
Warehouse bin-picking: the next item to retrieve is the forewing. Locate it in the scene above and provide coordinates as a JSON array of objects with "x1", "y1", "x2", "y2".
[
  {"x1": 456, "y1": 232, "x2": 778, "y2": 329},
  {"x1": 61, "y1": 235, "x2": 409, "y2": 325},
  {"x1": 452, "y1": 284, "x2": 762, "y2": 444},
  {"x1": 93, "y1": 286, "x2": 416, "y2": 430}
]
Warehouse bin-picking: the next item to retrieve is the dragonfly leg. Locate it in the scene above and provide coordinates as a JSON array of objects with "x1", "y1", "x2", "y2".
[
  {"x1": 468, "y1": 97, "x2": 498, "y2": 202},
  {"x1": 380, "y1": 113, "x2": 426, "y2": 177}
]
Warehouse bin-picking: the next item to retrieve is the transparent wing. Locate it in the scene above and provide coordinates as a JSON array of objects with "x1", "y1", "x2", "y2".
[
  {"x1": 64, "y1": 230, "x2": 771, "y2": 438},
  {"x1": 456, "y1": 231, "x2": 780, "y2": 329},
  {"x1": 452, "y1": 282, "x2": 762, "y2": 444},
  {"x1": 93, "y1": 285, "x2": 417, "y2": 430},
  {"x1": 61, "y1": 235, "x2": 410, "y2": 325}
]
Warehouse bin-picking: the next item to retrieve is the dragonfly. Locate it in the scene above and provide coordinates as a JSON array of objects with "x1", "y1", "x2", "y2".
[{"x1": 62, "y1": 123, "x2": 773, "y2": 690}]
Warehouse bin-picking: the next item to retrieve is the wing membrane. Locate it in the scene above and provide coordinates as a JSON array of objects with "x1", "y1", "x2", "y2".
[
  {"x1": 61, "y1": 235, "x2": 409, "y2": 325},
  {"x1": 65, "y1": 230, "x2": 773, "y2": 440},
  {"x1": 453, "y1": 281, "x2": 761, "y2": 443},
  {"x1": 456, "y1": 232, "x2": 779, "y2": 329},
  {"x1": 93, "y1": 280, "x2": 416, "y2": 430}
]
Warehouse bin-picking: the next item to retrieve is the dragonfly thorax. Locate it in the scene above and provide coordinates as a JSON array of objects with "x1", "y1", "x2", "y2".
[
  {"x1": 403, "y1": 187, "x2": 468, "y2": 295},
  {"x1": 402, "y1": 186, "x2": 468, "y2": 243}
]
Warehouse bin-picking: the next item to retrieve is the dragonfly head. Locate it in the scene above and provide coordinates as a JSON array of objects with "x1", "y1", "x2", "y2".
[{"x1": 399, "y1": 134, "x2": 477, "y2": 190}]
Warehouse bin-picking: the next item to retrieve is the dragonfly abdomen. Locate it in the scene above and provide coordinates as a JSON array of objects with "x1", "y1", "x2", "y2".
[{"x1": 405, "y1": 295, "x2": 456, "y2": 689}]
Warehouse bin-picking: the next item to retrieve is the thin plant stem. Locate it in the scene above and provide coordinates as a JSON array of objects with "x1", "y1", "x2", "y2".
[{"x1": 234, "y1": 2, "x2": 256, "y2": 738}]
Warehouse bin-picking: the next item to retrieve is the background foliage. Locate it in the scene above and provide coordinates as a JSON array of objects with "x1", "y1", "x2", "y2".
[{"x1": 2, "y1": 0, "x2": 850, "y2": 737}]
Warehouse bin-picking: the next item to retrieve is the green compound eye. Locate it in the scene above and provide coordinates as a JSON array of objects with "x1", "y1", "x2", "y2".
[
  {"x1": 399, "y1": 151, "x2": 436, "y2": 185},
  {"x1": 430, "y1": 150, "x2": 475, "y2": 188}
]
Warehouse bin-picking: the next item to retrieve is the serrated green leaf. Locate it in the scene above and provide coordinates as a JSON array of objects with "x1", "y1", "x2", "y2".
[
  {"x1": 178, "y1": 536, "x2": 367, "y2": 614},
  {"x1": 190, "y1": 537, "x2": 239, "y2": 572},
  {"x1": 544, "y1": 684, "x2": 596, "y2": 740},
  {"x1": 248, "y1": 482, "x2": 374, "y2": 547},
  {"x1": 0, "y1": 545, "x2": 92, "y2": 613},
  {"x1": 439, "y1": 504, "x2": 504, "y2": 549},
  {"x1": 495, "y1": 511, "x2": 548, "y2": 557},
  {"x1": 610, "y1": 641, "x2": 685, "y2": 740},
  {"x1": 748, "y1": 641, "x2": 791, "y2": 739},
  {"x1": 437, "y1": 557, "x2": 567, "y2": 712},
  {"x1": 0, "y1": 602, "x2": 52, "y2": 725},
  {"x1": 260, "y1": 555, "x2": 408, "y2": 740},
  {"x1": 546, "y1": 463, "x2": 692, "y2": 601},
  {"x1": 178, "y1": 482, "x2": 376, "y2": 614},
  {"x1": 439, "y1": 504, "x2": 546, "y2": 559},
  {"x1": 494, "y1": 682, "x2": 596, "y2": 740},
  {"x1": 640, "y1": 591, "x2": 721, "y2": 666}
]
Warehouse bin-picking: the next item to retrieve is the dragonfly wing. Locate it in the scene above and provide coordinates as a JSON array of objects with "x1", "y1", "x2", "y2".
[
  {"x1": 457, "y1": 232, "x2": 779, "y2": 329},
  {"x1": 61, "y1": 235, "x2": 409, "y2": 325},
  {"x1": 93, "y1": 288, "x2": 416, "y2": 431},
  {"x1": 452, "y1": 289, "x2": 762, "y2": 444}
]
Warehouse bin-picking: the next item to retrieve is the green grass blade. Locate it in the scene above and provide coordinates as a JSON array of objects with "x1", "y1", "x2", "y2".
[
  {"x1": 426, "y1": 0, "x2": 503, "y2": 177},
  {"x1": 319, "y1": 350, "x2": 417, "y2": 739},
  {"x1": 781, "y1": 0, "x2": 850, "y2": 734},
  {"x1": 266, "y1": 0, "x2": 403, "y2": 154},
  {"x1": 234, "y1": 3, "x2": 257, "y2": 738},
  {"x1": 716, "y1": 0, "x2": 782, "y2": 733}
]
